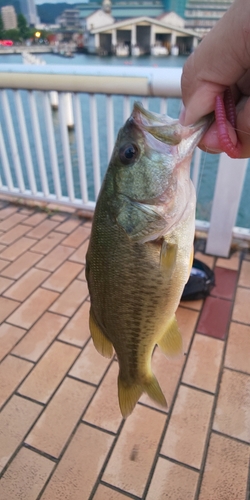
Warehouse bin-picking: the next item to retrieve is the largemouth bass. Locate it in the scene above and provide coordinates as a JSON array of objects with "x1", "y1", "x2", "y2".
[{"x1": 86, "y1": 103, "x2": 211, "y2": 418}]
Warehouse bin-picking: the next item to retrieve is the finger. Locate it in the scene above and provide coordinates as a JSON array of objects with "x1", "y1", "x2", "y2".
[
  {"x1": 198, "y1": 97, "x2": 250, "y2": 158},
  {"x1": 198, "y1": 121, "x2": 238, "y2": 154},
  {"x1": 237, "y1": 69, "x2": 250, "y2": 96},
  {"x1": 236, "y1": 96, "x2": 250, "y2": 157},
  {"x1": 180, "y1": 80, "x2": 225, "y2": 126}
]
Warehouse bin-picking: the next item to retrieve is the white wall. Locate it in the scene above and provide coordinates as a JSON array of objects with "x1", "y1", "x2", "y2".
[
  {"x1": 86, "y1": 10, "x2": 114, "y2": 31},
  {"x1": 160, "y1": 12, "x2": 185, "y2": 28}
]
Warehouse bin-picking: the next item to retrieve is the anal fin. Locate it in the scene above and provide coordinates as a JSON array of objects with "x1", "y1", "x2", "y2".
[
  {"x1": 158, "y1": 315, "x2": 183, "y2": 357},
  {"x1": 89, "y1": 308, "x2": 113, "y2": 359},
  {"x1": 145, "y1": 374, "x2": 167, "y2": 409}
]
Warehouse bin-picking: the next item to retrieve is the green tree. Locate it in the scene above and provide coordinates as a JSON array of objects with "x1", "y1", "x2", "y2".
[
  {"x1": 4, "y1": 29, "x2": 20, "y2": 42},
  {"x1": 17, "y1": 13, "x2": 29, "y2": 40}
]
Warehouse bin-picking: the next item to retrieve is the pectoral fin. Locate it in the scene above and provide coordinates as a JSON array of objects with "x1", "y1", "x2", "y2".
[
  {"x1": 116, "y1": 197, "x2": 165, "y2": 242},
  {"x1": 89, "y1": 308, "x2": 113, "y2": 359},
  {"x1": 158, "y1": 315, "x2": 183, "y2": 357},
  {"x1": 160, "y1": 239, "x2": 177, "y2": 272},
  {"x1": 188, "y1": 246, "x2": 194, "y2": 277}
]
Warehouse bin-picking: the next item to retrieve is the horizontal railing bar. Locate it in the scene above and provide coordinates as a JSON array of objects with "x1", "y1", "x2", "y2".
[
  {"x1": 195, "y1": 220, "x2": 210, "y2": 232},
  {"x1": 195, "y1": 220, "x2": 250, "y2": 241},
  {"x1": 0, "y1": 187, "x2": 96, "y2": 211},
  {"x1": 0, "y1": 64, "x2": 182, "y2": 97},
  {"x1": 233, "y1": 226, "x2": 250, "y2": 240}
]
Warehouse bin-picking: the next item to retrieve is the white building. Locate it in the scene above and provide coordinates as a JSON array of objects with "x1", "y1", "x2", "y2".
[
  {"x1": 185, "y1": 0, "x2": 233, "y2": 34},
  {"x1": 86, "y1": 15, "x2": 200, "y2": 56},
  {"x1": 1, "y1": 5, "x2": 17, "y2": 30},
  {"x1": 83, "y1": 0, "x2": 115, "y2": 55},
  {"x1": 58, "y1": 9, "x2": 81, "y2": 30},
  {"x1": 83, "y1": 10, "x2": 115, "y2": 32},
  {"x1": 157, "y1": 12, "x2": 185, "y2": 29}
]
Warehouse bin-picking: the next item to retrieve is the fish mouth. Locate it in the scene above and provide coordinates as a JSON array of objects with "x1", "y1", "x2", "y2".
[
  {"x1": 131, "y1": 101, "x2": 214, "y2": 154},
  {"x1": 132, "y1": 102, "x2": 178, "y2": 127},
  {"x1": 131, "y1": 102, "x2": 182, "y2": 146}
]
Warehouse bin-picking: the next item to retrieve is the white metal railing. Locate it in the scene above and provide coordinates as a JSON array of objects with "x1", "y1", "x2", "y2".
[{"x1": 0, "y1": 63, "x2": 249, "y2": 257}]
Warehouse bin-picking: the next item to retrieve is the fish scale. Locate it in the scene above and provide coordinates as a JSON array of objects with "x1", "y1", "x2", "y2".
[{"x1": 86, "y1": 102, "x2": 212, "y2": 417}]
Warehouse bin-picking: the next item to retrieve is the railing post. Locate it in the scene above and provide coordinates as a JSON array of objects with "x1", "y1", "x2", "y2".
[
  {"x1": 73, "y1": 93, "x2": 88, "y2": 204},
  {"x1": 206, "y1": 154, "x2": 248, "y2": 257},
  {"x1": 0, "y1": 124, "x2": 14, "y2": 190},
  {"x1": 1, "y1": 90, "x2": 25, "y2": 193},
  {"x1": 191, "y1": 147, "x2": 202, "y2": 192},
  {"x1": 89, "y1": 94, "x2": 101, "y2": 199},
  {"x1": 58, "y1": 92, "x2": 75, "y2": 202},
  {"x1": 43, "y1": 92, "x2": 62, "y2": 200}
]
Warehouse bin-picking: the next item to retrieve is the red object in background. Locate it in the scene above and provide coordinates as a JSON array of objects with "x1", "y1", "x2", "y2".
[
  {"x1": 0, "y1": 40, "x2": 14, "y2": 46},
  {"x1": 47, "y1": 34, "x2": 56, "y2": 44}
]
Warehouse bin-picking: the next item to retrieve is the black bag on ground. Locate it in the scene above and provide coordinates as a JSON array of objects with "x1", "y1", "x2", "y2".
[{"x1": 181, "y1": 258, "x2": 215, "y2": 301}]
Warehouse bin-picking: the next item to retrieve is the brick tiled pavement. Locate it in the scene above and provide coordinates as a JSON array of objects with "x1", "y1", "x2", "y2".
[{"x1": 0, "y1": 200, "x2": 249, "y2": 500}]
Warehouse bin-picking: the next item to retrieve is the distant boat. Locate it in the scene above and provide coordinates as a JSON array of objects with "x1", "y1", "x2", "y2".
[
  {"x1": 171, "y1": 45, "x2": 179, "y2": 56},
  {"x1": 53, "y1": 44, "x2": 74, "y2": 58},
  {"x1": 59, "y1": 50, "x2": 74, "y2": 58},
  {"x1": 151, "y1": 43, "x2": 169, "y2": 56},
  {"x1": 116, "y1": 44, "x2": 130, "y2": 57},
  {"x1": 131, "y1": 45, "x2": 145, "y2": 57}
]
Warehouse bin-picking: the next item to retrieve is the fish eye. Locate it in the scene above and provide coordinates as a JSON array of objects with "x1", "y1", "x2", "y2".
[{"x1": 119, "y1": 143, "x2": 139, "y2": 165}]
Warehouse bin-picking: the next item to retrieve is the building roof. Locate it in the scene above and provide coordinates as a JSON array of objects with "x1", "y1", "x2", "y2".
[
  {"x1": 77, "y1": 1, "x2": 164, "y2": 19},
  {"x1": 85, "y1": 9, "x2": 114, "y2": 21},
  {"x1": 112, "y1": 7, "x2": 163, "y2": 17},
  {"x1": 90, "y1": 15, "x2": 200, "y2": 37}
]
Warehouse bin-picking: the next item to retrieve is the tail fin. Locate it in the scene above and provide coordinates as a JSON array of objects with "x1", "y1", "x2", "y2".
[
  {"x1": 118, "y1": 378, "x2": 143, "y2": 418},
  {"x1": 118, "y1": 374, "x2": 167, "y2": 418}
]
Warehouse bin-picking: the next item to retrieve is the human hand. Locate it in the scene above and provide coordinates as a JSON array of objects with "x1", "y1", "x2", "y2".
[{"x1": 180, "y1": 0, "x2": 250, "y2": 158}]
